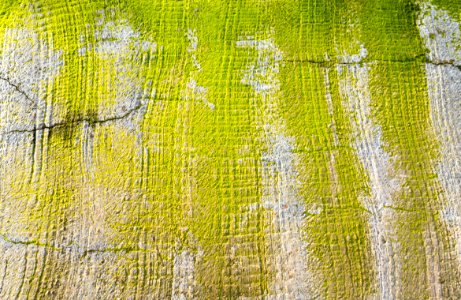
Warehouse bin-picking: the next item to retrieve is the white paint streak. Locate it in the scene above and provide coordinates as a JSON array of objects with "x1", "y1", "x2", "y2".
[
  {"x1": 418, "y1": 2, "x2": 461, "y2": 275},
  {"x1": 238, "y1": 34, "x2": 314, "y2": 299},
  {"x1": 337, "y1": 49, "x2": 402, "y2": 299}
]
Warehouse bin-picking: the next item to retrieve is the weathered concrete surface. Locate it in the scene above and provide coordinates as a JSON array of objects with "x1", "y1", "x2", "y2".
[
  {"x1": 418, "y1": 2, "x2": 461, "y2": 288},
  {"x1": 1, "y1": 0, "x2": 461, "y2": 299}
]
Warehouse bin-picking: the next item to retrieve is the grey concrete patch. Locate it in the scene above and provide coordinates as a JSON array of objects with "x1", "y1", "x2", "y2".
[
  {"x1": 0, "y1": 13, "x2": 160, "y2": 299},
  {"x1": 0, "y1": 26, "x2": 63, "y2": 254},
  {"x1": 0, "y1": 237, "x2": 175, "y2": 299},
  {"x1": 0, "y1": 27, "x2": 63, "y2": 134}
]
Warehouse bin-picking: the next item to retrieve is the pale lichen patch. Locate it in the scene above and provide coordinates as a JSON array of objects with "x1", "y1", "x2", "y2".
[{"x1": 417, "y1": 2, "x2": 461, "y2": 66}]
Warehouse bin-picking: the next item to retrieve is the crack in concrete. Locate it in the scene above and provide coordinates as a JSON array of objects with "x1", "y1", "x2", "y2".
[
  {"x1": 2, "y1": 102, "x2": 144, "y2": 135},
  {"x1": 0, "y1": 231, "x2": 161, "y2": 258},
  {"x1": 2, "y1": 56, "x2": 458, "y2": 136},
  {"x1": 429, "y1": 60, "x2": 461, "y2": 71},
  {"x1": 284, "y1": 55, "x2": 461, "y2": 70},
  {"x1": 0, "y1": 75, "x2": 37, "y2": 105},
  {"x1": 0, "y1": 233, "x2": 61, "y2": 251}
]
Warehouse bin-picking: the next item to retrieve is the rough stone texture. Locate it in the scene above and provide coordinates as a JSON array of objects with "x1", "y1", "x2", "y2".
[{"x1": 1, "y1": 0, "x2": 461, "y2": 299}]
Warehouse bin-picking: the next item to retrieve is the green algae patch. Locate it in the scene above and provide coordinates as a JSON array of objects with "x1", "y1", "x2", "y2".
[
  {"x1": 359, "y1": 0, "x2": 426, "y2": 61},
  {"x1": 177, "y1": 2, "x2": 274, "y2": 297},
  {"x1": 429, "y1": 0, "x2": 461, "y2": 22}
]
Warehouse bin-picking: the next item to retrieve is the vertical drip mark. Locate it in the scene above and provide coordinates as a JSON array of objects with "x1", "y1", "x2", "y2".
[
  {"x1": 237, "y1": 33, "x2": 313, "y2": 298},
  {"x1": 337, "y1": 52, "x2": 402, "y2": 299},
  {"x1": 418, "y1": 1, "x2": 461, "y2": 276}
]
